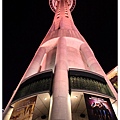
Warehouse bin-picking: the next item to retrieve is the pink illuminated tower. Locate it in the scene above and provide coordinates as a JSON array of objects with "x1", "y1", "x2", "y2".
[{"x1": 3, "y1": 0, "x2": 117, "y2": 120}]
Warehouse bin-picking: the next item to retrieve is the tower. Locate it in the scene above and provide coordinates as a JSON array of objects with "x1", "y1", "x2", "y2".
[{"x1": 3, "y1": 0, "x2": 117, "y2": 120}]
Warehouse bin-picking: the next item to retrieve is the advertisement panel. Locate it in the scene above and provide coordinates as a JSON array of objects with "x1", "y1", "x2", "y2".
[
  {"x1": 10, "y1": 96, "x2": 36, "y2": 120},
  {"x1": 84, "y1": 93, "x2": 117, "y2": 120}
]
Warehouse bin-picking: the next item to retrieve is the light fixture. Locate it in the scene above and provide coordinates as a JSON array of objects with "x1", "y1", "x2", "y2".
[
  {"x1": 80, "y1": 113, "x2": 85, "y2": 118},
  {"x1": 41, "y1": 115, "x2": 47, "y2": 119},
  {"x1": 44, "y1": 98, "x2": 47, "y2": 100},
  {"x1": 74, "y1": 96, "x2": 78, "y2": 99}
]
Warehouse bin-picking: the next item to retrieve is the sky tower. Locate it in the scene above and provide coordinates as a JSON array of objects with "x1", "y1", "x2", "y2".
[{"x1": 3, "y1": 0, "x2": 117, "y2": 120}]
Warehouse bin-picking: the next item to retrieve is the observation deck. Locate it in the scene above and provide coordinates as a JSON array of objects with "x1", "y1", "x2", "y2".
[{"x1": 49, "y1": 0, "x2": 76, "y2": 12}]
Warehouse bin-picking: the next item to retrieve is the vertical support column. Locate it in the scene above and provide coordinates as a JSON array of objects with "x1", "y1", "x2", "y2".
[
  {"x1": 50, "y1": 37, "x2": 72, "y2": 120},
  {"x1": 80, "y1": 43, "x2": 103, "y2": 74},
  {"x1": 80, "y1": 43, "x2": 117, "y2": 100}
]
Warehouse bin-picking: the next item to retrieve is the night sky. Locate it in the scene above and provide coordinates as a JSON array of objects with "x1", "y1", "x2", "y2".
[{"x1": 3, "y1": 0, "x2": 117, "y2": 109}]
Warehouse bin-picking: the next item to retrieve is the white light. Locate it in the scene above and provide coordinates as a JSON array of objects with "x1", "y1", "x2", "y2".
[
  {"x1": 44, "y1": 98, "x2": 47, "y2": 100},
  {"x1": 74, "y1": 96, "x2": 78, "y2": 99}
]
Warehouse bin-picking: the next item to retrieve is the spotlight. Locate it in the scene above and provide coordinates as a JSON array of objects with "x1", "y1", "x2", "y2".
[
  {"x1": 2, "y1": 109, "x2": 4, "y2": 112},
  {"x1": 44, "y1": 98, "x2": 47, "y2": 100},
  {"x1": 80, "y1": 113, "x2": 85, "y2": 118},
  {"x1": 74, "y1": 96, "x2": 78, "y2": 99},
  {"x1": 41, "y1": 115, "x2": 47, "y2": 119}
]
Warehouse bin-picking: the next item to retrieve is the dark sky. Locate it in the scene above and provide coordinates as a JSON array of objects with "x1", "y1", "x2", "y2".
[{"x1": 3, "y1": 0, "x2": 117, "y2": 109}]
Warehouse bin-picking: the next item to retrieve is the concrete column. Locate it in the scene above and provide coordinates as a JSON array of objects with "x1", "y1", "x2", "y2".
[
  {"x1": 81, "y1": 43, "x2": 117, "y2": 100},
  {"x1": 22, "y1": 47, "x2": 46, "y2": 81},
  {"x1": 50, "y1": 37, "x2": 72, "y2": 120}
]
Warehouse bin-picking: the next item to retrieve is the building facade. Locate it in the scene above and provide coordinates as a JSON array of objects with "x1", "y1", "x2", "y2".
[
  {"x1": 107, "y1": 66, "x2": 118, "y2": 93},
  {"x1": 3, "y1": 0, "x2": 117, "y2": 120}
]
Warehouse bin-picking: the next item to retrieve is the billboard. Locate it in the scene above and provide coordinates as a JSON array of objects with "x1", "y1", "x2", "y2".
[
  {"x1": 10, "y1": 96, "x2": 36, "y2": 120},
  {"x1": 84, "y1": 93, "x2": 117, "y2": 120}
]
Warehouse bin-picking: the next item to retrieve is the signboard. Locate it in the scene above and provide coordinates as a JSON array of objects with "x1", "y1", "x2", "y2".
[
  {"x1": 10, "y1": 96, "x2": 36, "y2": 120},
  {"x1": 84, "y1": 94, "x2": 117, "y2": 120}
]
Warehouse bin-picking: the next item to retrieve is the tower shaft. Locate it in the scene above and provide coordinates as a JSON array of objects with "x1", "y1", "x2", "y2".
[{"x1": 3, "y1": 0, "x2": 117, "y2": 120}]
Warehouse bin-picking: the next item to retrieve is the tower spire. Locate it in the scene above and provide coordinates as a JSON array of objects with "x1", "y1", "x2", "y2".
[{"x1": 41, "y1": 0, "x2": 87, "y2": 45}]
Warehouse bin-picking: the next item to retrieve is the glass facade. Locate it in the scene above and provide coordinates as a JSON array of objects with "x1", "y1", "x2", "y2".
[
  {"x1": 69, "y1": 69, "x2": 114, "y2": 98},
  {"x1": 12, "y1": 70, "x2": 53, "y2": 102}
]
